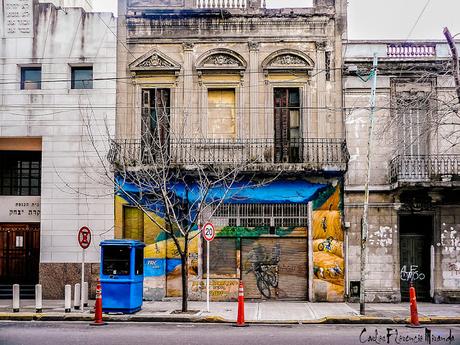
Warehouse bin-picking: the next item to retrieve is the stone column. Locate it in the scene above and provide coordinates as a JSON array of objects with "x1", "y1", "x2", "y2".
[
  {"x1": 182, "y1": 42, "x2": 194, "y2": 137},
  {"x1": 248, "y1": 41, "x2": 260, "y2": 139},
  {"x1": 315, "y1": 41, "x2": 327, "y2": 138}
]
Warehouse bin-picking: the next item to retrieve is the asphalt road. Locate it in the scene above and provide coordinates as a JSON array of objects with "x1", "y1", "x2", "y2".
[{"x1": 0, "y1": 322, "x2": 459, "y2": 345}]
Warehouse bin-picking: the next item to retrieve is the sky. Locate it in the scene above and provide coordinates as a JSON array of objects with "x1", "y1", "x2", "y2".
[{"x1": 92, "y1": 0, "x2": 460, "y2": 40}]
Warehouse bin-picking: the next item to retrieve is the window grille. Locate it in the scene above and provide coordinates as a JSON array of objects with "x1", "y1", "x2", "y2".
[
  {"x1": 0, "y1": 151, "x2": 41, "y2": 196},
  {"x1": 212, "y1": 203, "x2": 308, "y2": 228}
]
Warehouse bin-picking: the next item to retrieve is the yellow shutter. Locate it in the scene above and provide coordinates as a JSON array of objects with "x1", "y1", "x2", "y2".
[
  {"x1": 207, "y1": 89, "x2": 236, "y2": 138},
  {"x1": 123, "y1": 206, "x2": 144, "y2": 241}
]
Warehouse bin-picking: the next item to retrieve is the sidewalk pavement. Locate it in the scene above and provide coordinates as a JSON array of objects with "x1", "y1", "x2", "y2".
[{"x1": 0, "y1": 299, "x2": 459, "y2": 324}]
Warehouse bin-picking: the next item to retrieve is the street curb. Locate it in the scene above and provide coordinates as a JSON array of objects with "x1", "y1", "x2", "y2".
[{"x1": 0, "y1": 313, "x2": 459, "y2": 325}]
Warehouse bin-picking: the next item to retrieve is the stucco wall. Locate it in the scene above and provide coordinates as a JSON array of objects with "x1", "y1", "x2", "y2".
[
  {"x1": 343, "y1": 41, "x2": 460, "y2": 303},
  {"x1": 0, "y1": 1, "x2": 116, "y2": 296}
]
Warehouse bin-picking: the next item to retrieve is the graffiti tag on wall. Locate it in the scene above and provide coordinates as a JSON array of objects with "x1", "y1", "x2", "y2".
[
  {"x1": 437, "y1": 225, "x2": 460, "y2": 254},
  {"x1": 448, "y1": 262, "x2": 460, "y2": 276},
  {"x1": 400, "y1": 265, "x2": 425, "y2": 282}
]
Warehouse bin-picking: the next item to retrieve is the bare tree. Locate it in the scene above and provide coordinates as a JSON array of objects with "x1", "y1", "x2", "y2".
[{"x1": 103, "y1": 92, "x2": 275, "y2": 312}]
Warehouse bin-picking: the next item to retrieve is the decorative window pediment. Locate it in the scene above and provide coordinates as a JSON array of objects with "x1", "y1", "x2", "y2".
[
  {"x1": 129, "y1": 49, "x2": 181, "y2": 73},
  {"x1": 262, "y1": 50, "x2": 314, "y2": 73},
  {"x1": 196, "y1": 49, "x2": 247, "y2": 72}
]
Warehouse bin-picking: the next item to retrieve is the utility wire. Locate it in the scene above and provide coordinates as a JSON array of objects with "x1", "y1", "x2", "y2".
[
  {"x1": 405, "y1": 0, "x2": 432, "y2": 41},
  {"x1": 0, "y1": 66, "x2": 344, "y2": 86}
]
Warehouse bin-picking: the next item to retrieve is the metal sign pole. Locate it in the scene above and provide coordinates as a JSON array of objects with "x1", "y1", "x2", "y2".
[
  {"x1": 78, "y1": 226, "x2": 91, "y2": 313},
  {"x1": 81, "y1": 248, "x2": 85, "y2": 312},
  {"x1": 206, "y1": 240, "x2": 210, "y2": 313}
]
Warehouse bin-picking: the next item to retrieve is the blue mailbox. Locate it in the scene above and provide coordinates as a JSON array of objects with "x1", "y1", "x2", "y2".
[{"x1": 100, "y1": 239, "x2": 145, "y2": 314}]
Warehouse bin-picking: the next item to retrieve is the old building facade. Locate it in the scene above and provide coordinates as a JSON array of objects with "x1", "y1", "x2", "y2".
[
  {"x1": 114, "y1": 0, "x2": 349, "y2": 302},
  {"x1": 0, "y1": 0, "x2": 116, "y2": 298},
  {"x1": 344, "y1": 41, "x2": 460, "y2": 303}
]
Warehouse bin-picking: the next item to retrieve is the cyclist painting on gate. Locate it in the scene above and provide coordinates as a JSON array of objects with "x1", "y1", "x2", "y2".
[{"x1": 244, "y1": 243, "x2": 281, "y2": 299}]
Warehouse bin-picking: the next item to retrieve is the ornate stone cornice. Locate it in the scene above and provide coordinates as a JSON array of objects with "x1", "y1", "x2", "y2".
[
  {"x1": 129, "y1": 49, "x2": 181, "y2": 72},
  {"x1": 262, "y1": 49, "x2": 314, "y2": 72},
  {"x1": 137, "y1": 53, "x2": 174, "y2": 68},
  {"x1": 202, "y1": 54, "x2": 240, "y2": 66},
  {"x1": 196, "y1": 49, "x2": 247, "y2": 72}
]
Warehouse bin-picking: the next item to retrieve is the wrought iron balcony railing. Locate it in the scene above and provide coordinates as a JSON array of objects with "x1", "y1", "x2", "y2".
[
  {"x1": 195, "y1": 0, "x2": 266, "y2": 9},
  {"x1": 108, "y1": 138, "x2": 349, "y2": 172},
  {"x1": 389, "y1": 154, "x2": 460, "y2": 183}
]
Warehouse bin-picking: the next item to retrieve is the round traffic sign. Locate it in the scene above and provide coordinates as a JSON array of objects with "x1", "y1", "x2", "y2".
[
  {"x1": 78, "y1": 226, "x2": 92, "y2": 249},
  {"x1": 202, "y1": 223, "x2": 215, "y2": 242}
]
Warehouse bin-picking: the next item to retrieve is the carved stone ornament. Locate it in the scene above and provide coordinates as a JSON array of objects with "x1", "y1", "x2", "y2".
[
  {"x1": 202, "y1": 54, "x2": 241, "y2": 66},
  {"x1": 248, "y1": 41, "x2": 260, "y2": 51},
  {"x1": 138, "y1": 53, "x2": 174, "y2": 68},
  {"x1": 182, "y1": 42, "x2": 194, "y2": 51},
  {"x1": 316, "y1": 41, "x2": 327, "y2": 50},
  {"x1": 270, "y1": 54, "x2": 307, "y2": 66}
]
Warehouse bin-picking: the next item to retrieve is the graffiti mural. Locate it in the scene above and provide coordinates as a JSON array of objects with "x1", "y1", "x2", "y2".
[
  {"x1": 312, "y1": 184, "x2": 345, "y2": 302},
  {"x1": 114, "y1": 178, "x2": 345, "y2": 302},
  {"x1": 244, "y1": 243, "x2": 280, "y2": 298}
]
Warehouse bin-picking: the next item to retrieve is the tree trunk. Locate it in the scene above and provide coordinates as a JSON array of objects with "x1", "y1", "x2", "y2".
[
  {"x1": 180, "y1": 231, "x2": 190, "y2": 312},
  {"x1": 180, "y1": 251, "x2": 189, "y2": 312}
]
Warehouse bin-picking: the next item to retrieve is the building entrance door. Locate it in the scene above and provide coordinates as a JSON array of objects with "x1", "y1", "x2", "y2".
[
  {"x1": 399, "y1": 215, "x2": 432, "y2": 301},
  {"x1": 0, "y1": 223, "x2": 40, "y2": 285}
]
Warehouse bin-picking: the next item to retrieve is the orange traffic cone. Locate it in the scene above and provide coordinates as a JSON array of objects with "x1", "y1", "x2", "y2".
[
  {"x1": 236, "y1": 280, "x2": 246, "y2": 327},
  {"x1": 90, "y1": 279, "x2": 106, "y2": 326},
  {"x1": 408, "y1": 282, "x2": 421, "y2": 327}
]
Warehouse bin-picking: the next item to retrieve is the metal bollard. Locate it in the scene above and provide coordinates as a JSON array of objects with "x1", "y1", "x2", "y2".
[
  {"x1": 74, "y1": 283, "x2": 81, "y2": 310},
  {"x1": 35, "y1": 284, "x2": 43, "y2": 313},
  {"x1": 12, "y1": 284, "x2": 20, "y2": 313},
  {"x1": 82, "y1": 282, "x2": 88, "y2": 308},
  {"x1": 64, "y1": 284, "x2": 71, "y2": 313}
]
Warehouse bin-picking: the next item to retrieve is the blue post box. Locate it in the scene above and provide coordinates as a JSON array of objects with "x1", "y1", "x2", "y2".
[{"x1": 99, "y1": 239, "x2": 145, "y2": 314}]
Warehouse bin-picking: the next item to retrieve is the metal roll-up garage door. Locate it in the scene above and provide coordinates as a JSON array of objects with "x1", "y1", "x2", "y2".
[{"x1": 241, "y1": 237, "x2": 307, "y2": 300}]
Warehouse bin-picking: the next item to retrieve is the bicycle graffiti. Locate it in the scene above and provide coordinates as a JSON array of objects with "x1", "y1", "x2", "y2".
[
  {"x1": 318, "y1": 236, "x2": 334, "y2": 252},
  {"x1": 400, "y1": 265, "x2": 425, "y2": 282},
  {"x1": 245, "y1": 244, "x2": 280, "y2": 299}
]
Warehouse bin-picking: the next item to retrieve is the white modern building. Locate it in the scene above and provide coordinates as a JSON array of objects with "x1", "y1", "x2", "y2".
[{"x1": 0, "y1": 0, "x2": 116, "y2": 298}]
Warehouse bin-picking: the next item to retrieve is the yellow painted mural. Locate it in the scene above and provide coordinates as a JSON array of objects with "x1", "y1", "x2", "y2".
[{"x1": 312, "y1": 184, "x2": 345, "y2": 302}]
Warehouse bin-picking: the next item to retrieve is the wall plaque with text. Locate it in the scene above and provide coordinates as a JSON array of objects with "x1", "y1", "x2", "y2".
[
  {"x1": 3, "y1": 0, "x2": 34, "y2": 38},
  {"x1": 0, "y1": 196, "x2": 41, "y2": 222}
]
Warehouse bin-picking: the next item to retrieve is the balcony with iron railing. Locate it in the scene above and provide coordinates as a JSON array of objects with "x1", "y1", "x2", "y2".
[
  {"x1": 195, "y1": 0, "x2": 266, "y2": 9},
  {"x1": 108, "y1": 138, "x2": 349, "y2": 173},
  {"x1": 389, "y1": 155, "x2": 460, "y2": 185}
]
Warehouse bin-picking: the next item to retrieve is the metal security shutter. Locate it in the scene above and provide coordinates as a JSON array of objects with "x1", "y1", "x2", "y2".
[
  {"x1": 241, "y1": 237, "x2": 307, "y2": 300},
  {"x1": 203, "y1": 238, "x2": 237, "y2": 276}
]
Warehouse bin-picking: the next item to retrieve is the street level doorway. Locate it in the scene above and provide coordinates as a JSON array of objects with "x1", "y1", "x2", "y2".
[
  {"x1": 0, "y1": 223, "x2": 40, "y2": 285},
  {"x1": 399, "y1": 215, "x2": 432, "y2": 302}
]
